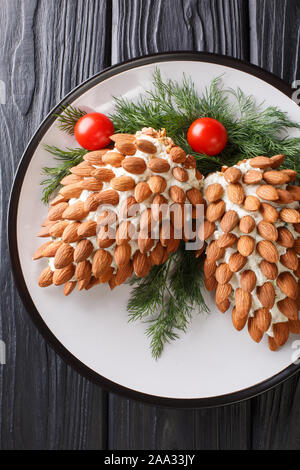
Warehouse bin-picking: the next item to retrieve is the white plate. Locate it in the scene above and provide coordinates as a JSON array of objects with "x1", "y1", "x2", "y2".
[{"x1": 9, "y1": 53, "x2": 300, "y2": 407}]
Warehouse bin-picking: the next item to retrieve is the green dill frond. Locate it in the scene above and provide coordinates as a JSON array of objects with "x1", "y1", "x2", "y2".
[{"x1": 54, "y1": 104, "x2": 87, "y2": 135}]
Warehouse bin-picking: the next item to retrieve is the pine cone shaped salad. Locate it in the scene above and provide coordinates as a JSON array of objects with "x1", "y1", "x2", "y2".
[
  {"x1": 203, "y1": 155, "x2": 300, "y2": 351},
  {"x1": 34, "y1": 128, "x2": 203, "y2": 294}
]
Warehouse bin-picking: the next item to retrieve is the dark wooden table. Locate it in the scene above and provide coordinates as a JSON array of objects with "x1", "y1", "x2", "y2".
[{"x1": 1, "y1": 0, "x2": 300, "y2": 450}]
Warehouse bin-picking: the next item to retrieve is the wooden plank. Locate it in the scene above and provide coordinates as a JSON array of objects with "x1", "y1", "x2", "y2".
[
  {"x1": 109, "y1": 0, "x2": 251, "y2": 450},
  {"x1": 0, "y1": 0, "x2": 111, "y2": 449},
  {"x1": 249, "y1": 0, "x2": 300, "y2": 83}
]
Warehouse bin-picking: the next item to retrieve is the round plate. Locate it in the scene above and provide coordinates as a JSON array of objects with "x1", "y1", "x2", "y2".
[{"x1": 8, "y1": 52, "x2": 300, "y2": 408}]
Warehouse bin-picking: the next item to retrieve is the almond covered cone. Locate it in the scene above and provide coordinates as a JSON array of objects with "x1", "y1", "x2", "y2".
[
  {"x1": 34, "y1": 128, "x2": 203, "y2": 293},
  {"x1": 203, "y1": 155, "x2": 300, "y2": 350}
]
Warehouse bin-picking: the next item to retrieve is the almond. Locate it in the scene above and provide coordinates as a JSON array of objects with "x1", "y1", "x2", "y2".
[
  {"x1": 257, "y1": 282, "x2": 275, "y2": 308},
  {"x1": 289, "y1": 319, "x2": 300, "y2": 334},
  {"x1": 148, "y1": 175, "x2": 167, "y2": 194},
  {"x1": 138, "y1": 231, "x2": 154, "y2": 253},
  {"x1": 206, "y1": 200, "x2": 226, "y2": 222},
  {"x1": 243, "y1": 196, "x2": 260, "y2": 212},
  {"x1": 227, "y1": 183, "x2": 245, "y2": 205},
  {"x1": 198, "y1": 220, "x2": 215, "y2": 240},
  {"x1": 152, "y1": 194, "x2": 168, "y2": 221},
  {"x1": 134, "y1": 182, "x2": 152, "y2": 202},
  {"x1": 281, "y1": 169, "x2": 297, "y2": 182},
  {"x1": 115, "y1": 140, "x2": 136, "y2": 156},
  {"x1": 160, "y1": 221, "x2": 173, "y2": 247},
  {"x1": 294, "y1": 223, "x2": 300, "y2": 234},
  {"x1": 122, "y1": 157, "x2": 147, "y2": 174},
  {"x1": 257, "y1": 240, "x2": 279, "y2": 263},
  {"x1": 62, "y1": 222, "x2": 81, "y2": 243},
  {"x1": 84, "y1": 149, "x2": 108, "y2": 165},
  {"x1": 248, "y1": 318, "x2": 263, "y2": 343},
  {"x1": 224, "y1": 167, "x2": 242, "y2": 183},
  {"x1": 150, "y1": 242, "x2": 164, "y2": 266},
  {"x1": 77, "y1": 220, "x2": 97, "y2": 238},
  {"x1": 217, "y1": 233, "x2": 237, "y2": 249},
  {"x1": 183, "y1": 155, "x2": 196, "y2": 169},
  {"x1": 260, "y1": 260, "x2": 278, "y2": 280},
  {"x1": 257, "y1": 221, "x2": 278, "y2": 241},
  {"x1": 239, "y1": 216, "x2": 255, "y2": 234},
  {"x1": 259, "y1": 203, "x2": 279, "y2": 222},
  {"x1": 240, "y1": 270, "x2": 256, "y2": 292},
  {"x1": 54, "y1": 243, "x2": 74, "y2": 269},
  {"x1": 237, "y1": 235, "x2": 255, "y2": 256},
  {"x1": 277, "y1": 272, "x2": 299, "y2": 300},
  {"x1": 277, "y1": 297, "x2": 298, "y2": 320},
  {"x1": 254, "y1": 308, "x2": 271, "y2": 332},
  {"x1": 277, "y1": 188, "x2": 294, "y2": 204},
  {"x1": 42, "y1": 241, "x2": 63, "y2": 257},
  {"x1": 273, "y1": 322, "x2": 290, "y2": 347},
  {"x1": 102, "y1": 151, "x2": 125, "y2": 167},
  {"x1": 205, "y1": 276, "x2": 218, "y2": 292},
  {"x1": 97, "y1": 210, "x2": 117, "y2": 226},
  {"x1": 228, "y1": 252, "x2": 247, "y2": 273},
  {"x1": 280, "y1": 248, "x2": 298, "y2": 271},
  {"x1": 235, "y1": 288, "x2": 252, "y2": 317},
  {"x1": 170, "y1": 185, "x2": 186, "y2": 204},
  {"x1": 294, "y1": 238, "x2": 300, "y2": 254},
  {"x1": 249, "y1": 156, "x2": 271, "y2": 169},
  {"x1": 263, "y1": 170, "x2": 289, "y2": 185},
  {"x1": 48, "y1": 202, "x2": 69, "y2": 221},
  {"x1": 115, "y1": 262, "x2": 133, "y2": 286},
  {"x1": 79, "y1": 178, "x2": 103, "y2": 191},
  {"x1": 243, "y1": 170, "x2": 263, "y2": 185},
  {"x1": 93, "y1": 190, "x2": 120, "y2": 209},
  {"x1": 136, "y1": 139, "x2": 157, "y2": 154},
  {"x1": 148, "y1": 158, "x2": 170, "y2": 173},
  {"x1": 50, "y1": 194, "x2": 67, "y2": 206},
  {"x1": 204, "y1": 259, "x2": 216, "y2": 278},
  {"x1": 75, "y1": 259, "x2": 91, "y2": 282},
  {"x1": 53, "y1": 264, "x2": 75, "y2": 286},
  {"x1": 38, "y1": 267, "x2": 53, "y2": 287},
  {"x1": 286, "y1": 185, "x2": 300, "y2": 201},
  {"x1": 70, "y1": 161, "x2": 93, "y2": 177},
  {"x1": 91, "y1": 168, "x2": 115, "y2": 181},
  {"x1": 268, "y1": 336, "x2": 279, "y2": 351},
  {"x1": 280, "y1": 208, "x2": 300, "y2": 224},
  {"x1": 256, "y1": 185, "x2": 279, "y2": 201},
  {"x1": 114, "y1": 244, "x2": 131, "y2": 267},
  {"x1": 49, "y1": 220, "x2": 69, "y2": 238},
  {"x1": 277, "y1": 227, "x2": 294, "y2": 248},
  {"x1": 61, "y1": 174, "x2": 82, "y2": 186},
  {"x1": 120, "y1": 196, "x2": 139, "y2": 219},
  {"x1": 217, "y1": 299, "x2": 230, "y2": 314},
  {"x1": 33, "y1": 241, "x2": 52, "y2": 260},
  {"x1": 186, "y1": 188, "x2": 203, "y2": 206},
  {"x1": 270, "y1": 154, "x2": 285, "y2": 168},
  {"x1": 232, "y1": 307, "x2": 248, "y2": 331},
  {"x1": 62, "y1": 201, "x2": 88, "y2": 221},
  {"x1": 92, "y1": 249, "x2": 112, "y2": 278},
  {"x1": 172, "y1": 167, "x2": 188, "y2": 183},
  {"x1": 216, "y1": 283, "x2": 232, "y2": 303},
  {"x1": 206, "y1": 240, "x2": 225, "y2": 262},
  {"x1": 169, "y1": 146, "x2": 186, "y2": 163},
  {"x1": 133, "y1": 251, "x2": 151, "y2": 277},
  {"x1": 110, "y1": 133, "x2": 135, "y2": 143},
  {"x1": 110, "y1": 176, "x2": 135, "y2": 191},
  {"x1": 205, "y1": 183, "x2": 223, "y2": 202},
  {"x1": 215, "y1": 263, "x2": 233, "y2": 284},
  {"x1": 116, "y1": 221, "x2": 134, "y2": 245},
  {"x1": 74, "y1": 239, "x2": 93, "y2": 263},
  {"x1": 64, "y1": 281, "x2": 77, "y2": 296},
  {"x1": 97, "y1": 225, "x2": 115, "y2": 249},
  {"x1": 37, "y1": 223, "x2": 56, "y2": 238},
  {"x1": 59, "y1": 183, "x2": 83, "y2": 199}
]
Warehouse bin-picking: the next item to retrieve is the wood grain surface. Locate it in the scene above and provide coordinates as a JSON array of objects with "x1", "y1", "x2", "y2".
[{"x1": 1, "y1": 0, "x2": 300, "y2": 450}]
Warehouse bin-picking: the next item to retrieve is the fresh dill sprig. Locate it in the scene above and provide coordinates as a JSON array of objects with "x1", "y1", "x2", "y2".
[
  {"x1": 110, "y1": 69, "x2": 300, "y2": 177},
  {"x1": 55, "y1": 104, "x2": 87, "y2": 135},
  {"x1": 128, "y1": 246, "x2": 208, "y2": 359},
  {"x1": 41, "y1": 145, "x2": 88, "y2": 203}
]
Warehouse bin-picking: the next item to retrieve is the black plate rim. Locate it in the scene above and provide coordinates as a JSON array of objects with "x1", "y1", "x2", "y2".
[{"x1": 8, "y1": 51, "x2": 300, "y2": 409}]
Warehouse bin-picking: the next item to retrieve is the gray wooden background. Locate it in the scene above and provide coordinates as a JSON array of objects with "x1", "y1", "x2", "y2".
[{"x1": 1, "y1": 0, "x2": 300, "y2": 450}]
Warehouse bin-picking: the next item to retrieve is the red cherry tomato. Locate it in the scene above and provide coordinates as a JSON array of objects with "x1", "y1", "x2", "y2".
[
  {"x1": 74, "y1": 112, "x2": 114, "y2": 150},
  {"x1": 187, "y1": 117, "x2": 228, "y2": 156}
]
